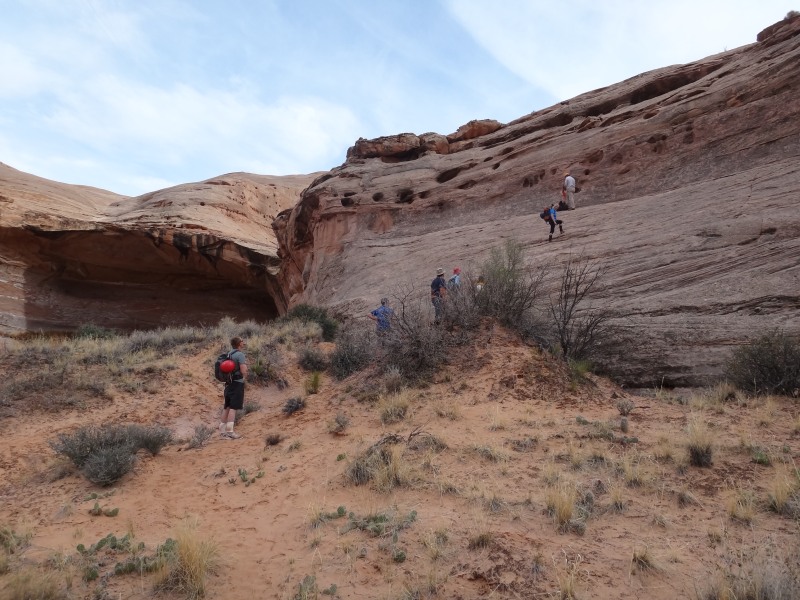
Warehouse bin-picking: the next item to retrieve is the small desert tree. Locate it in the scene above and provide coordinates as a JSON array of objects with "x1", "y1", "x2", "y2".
[
  {"x1": 474, "y1": 239, "x2": 546, "y2": 330},
  {"x1": 548, "y1": 256, "x2": 613, "y2": 361}
]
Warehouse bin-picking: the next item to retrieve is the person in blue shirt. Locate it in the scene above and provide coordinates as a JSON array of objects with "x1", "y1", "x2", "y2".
[
  {"x1": 542, "y1": 204, "x2": 564, "y2": 242},
  {"x1": 368, "y1": 297, "x2": 394, "y2": 334}
]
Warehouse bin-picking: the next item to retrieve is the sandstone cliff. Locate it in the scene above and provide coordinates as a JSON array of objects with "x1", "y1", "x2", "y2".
[
  {"x1": 0, "y1": 166, "x2": 315, "y2": 332},
  {"x1": 1, "y1": 17, "x2": 798, "y2": 387},
  {"x1": 274, "y1": 16, "x2": 800, "y2": 386}
]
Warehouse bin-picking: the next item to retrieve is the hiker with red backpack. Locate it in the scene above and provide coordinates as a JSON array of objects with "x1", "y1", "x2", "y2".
[
  {"x1": 218, "y1": 336, "x2": 248, "y2": 439},
  {"x1": 540, "y1": 204, "x2": 564, "y2": 242}
]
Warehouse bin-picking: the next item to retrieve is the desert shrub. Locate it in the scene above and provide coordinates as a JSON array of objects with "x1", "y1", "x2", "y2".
[
  {"x1": 298, "y1": 345, "x2": 328, "y2": 371},
  {"x1": 382, "y1": 365, "x2": 405, "y2": 394},
  {"x1": 187, "y1": 425, "x2": 214, "y2": 449},
  {"x1": 246, "y1": 342, "x2": 285, "y2": 386},
  {"x1": 154, "y1": 520, "x2": 218, "y2": 600},
  {"x1": 51, "y1": 425, "x2": 136, "y2": 468},
  {"x1": 82, "y1": 445, "x2": 136, "y2": 486},
  {"x1": 283, "y1": 396, "x2": 306, "y2": 416},
  {"x1": 330, "y1": 324, "x2": 374, "y2": 379},
  {"x1": 474, "y1": 239, "x2": 546, "y2": 330},
  {"x1": 616, "y1": 399, "x2": 635, "y2": 416},
  {"x1": 548, "y1": 256, "x2": 614, "y2": 360},
  {"x1": 265, "y1": 433, "x2": 283, "y2": 446},
  {"x1": 75, "y1": 324, "x2": 117, "y2": 339},
  {"x1": 381, "y1": 291, "x2": 448, "y2": 379},
  {"x1": 285, "y1": 304, "x2": 339, "y2": 341},
  {"x1": 724, "y1": 330, "x2": 800, "y2": 396},
  {"x1": 379, "y1": 391, "x2": 410, "y2": 424},
  {"x1": 130, "y1": 425, "x2": 173, "y2": 455},
  {"x1": 328, "y1": 412, "x2": 350, "y2": 434},
  {"x1": 51, "y1": 423, "x2": 172, "y2": 485},
  {"x1": 235, "y1": 400, "x2": 262, "y2": 424}
]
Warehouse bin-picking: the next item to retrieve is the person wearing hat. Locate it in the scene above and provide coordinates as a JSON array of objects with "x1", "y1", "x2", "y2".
[
  {"x1": 368, "y1": 297, "x2": 394, "y2": 334},
  {"x1": 431, "y1": 267, "x2": 448, "y2": 324},
  {"x1": 562, "y1": 171, "x2": 577, "y2": 210}
]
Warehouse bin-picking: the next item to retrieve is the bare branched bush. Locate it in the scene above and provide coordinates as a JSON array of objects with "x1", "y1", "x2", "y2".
[
  {"x1": 724, "y1": 330, "x2": 800, "y2": 396},
  {"x1": 548, "y1": 256, "x2": 614, "y2": 361},
  {"x1": 81, "y1": 445, "x2": 136, "y2": 486},
  {"x1": 282, "y1": 396, "x2": 306, "y2": 416},
  {"x1": 382, "y1": 284, "x2": 448, "y2": 379}
]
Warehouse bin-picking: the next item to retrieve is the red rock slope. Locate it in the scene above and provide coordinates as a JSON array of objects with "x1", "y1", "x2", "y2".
[{"x1": 274, "y1": 16, "x2": 800, "y2": 386}]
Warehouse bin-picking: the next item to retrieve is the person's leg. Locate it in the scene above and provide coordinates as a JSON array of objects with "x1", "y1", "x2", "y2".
[
  {"x1": 567, "y1": 190, "x2": 575, "y2": 209},
  {"x1": 557, "y1": 219, "x2": 564, "y2": 234},
  {"x1": 222, "y1": 383, "x2": 244, "y2": 438}
]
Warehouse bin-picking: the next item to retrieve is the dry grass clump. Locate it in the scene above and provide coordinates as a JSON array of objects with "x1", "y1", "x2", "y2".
[
  {"x1": 631, "y1": 546, "x2": 658, "y2": 574},
  {"x1": 699, "y1": 552, "x2": 799, "y2": 600},
  {"x1": 686, "y1": 417, "x2": 714, "y2": 467},
  {"x1": 545, "y1": 482, "x2": 576, "y2": 529},
  {"x1": 432, "y1": 399, "x2": 461, "y2": 420},
  {"x1": 467, "y1": 530, "x2": 494, "y2": 550},
  {"x1": 345, "y1": 441, "x2": 412, "y2": 491},
  {"x1": 2, "y1": 569, "x2": 67, "y2": 600},
  {"x1": 379, "y1": 390, "x2": 411, "y2": 424},
  {"x1": 154, "y1": 519, "x2": 218, "y2": 599},
  {"x1": 726, "y1": 487, "x2": 757, "y2": 524},
  {"x1": 327, "y1": 411, "x2": 351, "y2": 435},
  {"x1": 282, "y1": 396, "x2": 306, "y2": 416},
  {"x1": 767, "y1": 469, "x2": 800, "y2": 516},
  {"x1": 616, "y1": 398, "x2": 635, "y2": 416},
  {"x1": 471, "y1": 444, "x2": 508, "y2": 463}
]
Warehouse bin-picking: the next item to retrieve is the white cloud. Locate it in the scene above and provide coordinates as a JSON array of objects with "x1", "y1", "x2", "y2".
[{"x1": 445, "y1": 0, "x2": 796, "y2": 100}]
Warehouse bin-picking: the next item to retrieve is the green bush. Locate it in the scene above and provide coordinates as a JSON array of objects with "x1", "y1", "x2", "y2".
[
  {"x1": 285, "y1": 304, "x2": 339, "y2": 342},
  {"x1": 472, "y1": 239, "x2": 545, "y2": 329},
  {"x1": 724, "y1": 330, "x2": 800, "y2": 396}
]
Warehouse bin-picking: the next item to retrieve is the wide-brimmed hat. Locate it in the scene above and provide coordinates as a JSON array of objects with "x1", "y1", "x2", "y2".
[{"x1": 436, "y1": 267, "x2": 445, "y2": 276}]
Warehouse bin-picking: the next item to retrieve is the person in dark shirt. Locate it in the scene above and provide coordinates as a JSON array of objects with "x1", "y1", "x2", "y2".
[{"x1": 431, "y1": 267, "x2": 447, "y2": 324}]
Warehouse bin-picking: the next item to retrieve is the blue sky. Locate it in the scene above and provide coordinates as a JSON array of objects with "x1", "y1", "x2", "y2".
[{"x1": 0, "y1": 0, "x2": 794, "y2": 196}]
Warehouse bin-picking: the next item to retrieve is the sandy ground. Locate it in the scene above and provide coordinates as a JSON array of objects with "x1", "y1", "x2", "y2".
[{"x1": 1, "y1": 325, "x2": 799, "y2": 599}]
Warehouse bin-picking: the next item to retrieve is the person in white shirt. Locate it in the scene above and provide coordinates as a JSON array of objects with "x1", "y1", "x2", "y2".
[{"x1": 562, "y1": 171, "x2": 577, "y2": 210}]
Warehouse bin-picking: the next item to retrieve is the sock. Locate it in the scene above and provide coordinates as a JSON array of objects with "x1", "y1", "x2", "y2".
[{"x1": 226, "y1": 422, "x2": 234, "y2": 433}]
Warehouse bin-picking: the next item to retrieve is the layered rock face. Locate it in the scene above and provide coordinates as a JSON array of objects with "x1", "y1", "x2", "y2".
[
  {"x1": 0, "y1": 167, "x2": 315, "y2": 332},
  {"x1": 275, "y1": 16, "x2": 800, "y2": 386}
]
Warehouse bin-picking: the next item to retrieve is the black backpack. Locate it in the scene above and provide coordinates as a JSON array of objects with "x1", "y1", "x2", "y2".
[
  {"x1": 539, "y1": 210, "x2": 549, "y2": 220},
  {"x1": 214, "y1": 351, "x2": 237, "y2": 382}
]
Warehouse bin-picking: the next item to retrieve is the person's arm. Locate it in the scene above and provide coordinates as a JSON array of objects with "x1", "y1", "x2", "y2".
[
  {"x1": 368, "y1": 311, "x2": 377, "y2": 321},
  {"x1": 239, "y1": 362, "x2": 248, "y2": 379}
]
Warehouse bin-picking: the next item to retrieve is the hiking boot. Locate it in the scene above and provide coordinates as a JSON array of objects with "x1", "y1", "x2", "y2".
[
  {"x1": 221, "y1": 432, "x2": 241, "y2": 440},
  {"x1": 548, "y1": 234, "x2": 552, "y2": 242},
  {"x1": 559, "y1": 226, "x2": 564, "y2": 234}
]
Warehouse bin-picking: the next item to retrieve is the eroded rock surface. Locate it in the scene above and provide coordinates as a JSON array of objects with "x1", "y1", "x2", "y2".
[
  {"x1": 275, "y1": 16, "x2": 800, "y2": 386},
  {"x1": 0, "y1": 166, "x2": 315, "y2": 332}
]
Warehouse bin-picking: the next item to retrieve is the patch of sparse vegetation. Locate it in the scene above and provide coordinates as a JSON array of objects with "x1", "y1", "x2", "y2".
[
  {"x1": 631, "y1": 546, "x2": 657, "y2": 574},
  {"x1": 2, "y1": 570, "x2": 68, "y2": 600}
]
